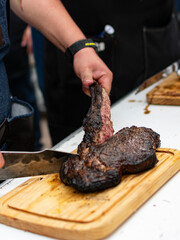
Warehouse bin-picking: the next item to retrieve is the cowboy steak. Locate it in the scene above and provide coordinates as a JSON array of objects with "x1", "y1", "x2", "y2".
[{"x1": 60, "y1": 83, "x2": 160, "y2": 192}]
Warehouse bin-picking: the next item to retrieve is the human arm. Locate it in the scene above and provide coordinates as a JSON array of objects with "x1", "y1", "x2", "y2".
[
  {"x1": 0, "y1": 152, "x2": 5, "y2": 168},
  {"x1": 73, "y1": 48, "x2": 112, "y2": 96},
  {"x1": 10, "y1": 0, "x2": 112, "y2": 95}
]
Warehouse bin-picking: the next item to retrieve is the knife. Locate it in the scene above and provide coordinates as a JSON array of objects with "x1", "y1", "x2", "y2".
[
  {"x1": 135, "y1": 61, "x2": 180, "y2": 94},
  {"x1": 136, "y1": 71, "x2": 164, "y2": 94},
  {"x1": 0, "y1": 149, "x2": 78, "y2": 180}
]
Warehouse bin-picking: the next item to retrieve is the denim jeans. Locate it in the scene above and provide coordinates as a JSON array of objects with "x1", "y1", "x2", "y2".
[
  {"x1": 0, "y1": 0, "x2": 11, "y2": 124},
  {"x1": 0, "y1": 97, "x2": 34, "y2": 151},
  {"x1": 0, "y1": 1, "x2": 35, "y2": 151}
]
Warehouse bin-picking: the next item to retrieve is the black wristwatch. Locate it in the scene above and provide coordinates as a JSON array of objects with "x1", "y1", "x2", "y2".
[{"x1": 65, "y1": 38, "x2": 98, "y2": 63}]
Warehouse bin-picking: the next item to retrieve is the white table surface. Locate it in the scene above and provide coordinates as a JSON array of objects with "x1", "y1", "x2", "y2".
[{"x1": 1, "y1": 81, "x2": 180, "y2": 240}]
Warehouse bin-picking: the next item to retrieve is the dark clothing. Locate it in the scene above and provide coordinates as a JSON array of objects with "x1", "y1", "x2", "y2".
[
  {"x1": 62, "y1": 0, "x2": 177, "y2": 86},
  {"x1": 0, "y1": 2, "x2": 35, "y2": 152},
  {"x1": 0, "y1": 0, "x2": 11, "y2": 124},
  {"x1": 4, "y1": 10, "x2": 42, "y2": 151},
  {"x1": 45, "y1": 0, "x2": 180, "y2": 144},
  {"x1": 62, "y1": 0, "x2": 172, "y2": 35},
  {"x1": 44, "y1": 0, "x2": 180, "y2": 145},
  {"x1": 175, "y1": 0, "x2": 180, "y2": 11}
]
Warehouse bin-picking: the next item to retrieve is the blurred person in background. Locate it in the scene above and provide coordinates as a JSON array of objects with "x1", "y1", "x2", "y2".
[
  {"x1": 31, "y1": 27, "x2": 45, "y2": 99},
  {"x1": 4, "y1": 10, "x2": 42, "y2": 151}
]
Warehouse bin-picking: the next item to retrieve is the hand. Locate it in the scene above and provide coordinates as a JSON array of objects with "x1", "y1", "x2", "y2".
[
  {"x1": 21, "y1": 25, "x2": 33, "y2": 55},
  {"x1": 73, "y1": 48, "x2": 113, "y2": 96},
  {"x1": 0, "y1": 152, "x2": 5, "y2": 168}
]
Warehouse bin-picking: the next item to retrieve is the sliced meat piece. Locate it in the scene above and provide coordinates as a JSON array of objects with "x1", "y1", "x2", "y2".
[{"x1": 77, "y1": 82, "x2": 114, "y2": 153}]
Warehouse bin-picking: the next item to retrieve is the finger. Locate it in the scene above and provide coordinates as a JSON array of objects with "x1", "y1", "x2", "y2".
[
  {"x1": 21, "y1": 30, "x2": 28, "y2": 47},
  {"x1": 27, "y1": 40, "x2": 33, "y2": 55},
  {"x1": 0, "y1": 152, "x2": 5, "y2": 168},
  {"x1": 81, "y1": 72, "x2": 94, "y2": 87},
  {"x1": 81, "y1": 70, "x2": 94, "y2": 96},
  {"x1": 82, "y1": 86, "x2": 91, "y2": 97},
  {"x1": 98, "y1": 75, "x2": 112, "y2": 95},
  {"x1": 21, "y1": 38, "x2": 27, "y2": 47},
  {"x1": 94, "y1": 71, "x2": 113, "y2": 95}
]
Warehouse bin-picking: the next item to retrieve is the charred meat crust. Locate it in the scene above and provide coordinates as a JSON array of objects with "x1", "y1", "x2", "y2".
[
  {"x1": 60, "y1": 154, "x2": 122, "y2": 193},
  {"x1": 60, "y1": 82, "x2": 160, "y2": 193},
  {"x1": 60, "y1": 126, "x2": 160, "y2": 192},
  {"x1": 77, "y1": 83, "x2": 103, "y2": 153},
  {"x1": 78, "y1": 82, "x2": 114, "y2": 153}
]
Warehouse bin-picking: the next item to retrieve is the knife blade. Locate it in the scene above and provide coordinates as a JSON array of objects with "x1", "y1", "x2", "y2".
[
  {"x1": 136, "y1": 60, "x2": 180, "y2": 94},
  {"x1": 0, "y1": 149, "x2": 78, "y2": 180}
]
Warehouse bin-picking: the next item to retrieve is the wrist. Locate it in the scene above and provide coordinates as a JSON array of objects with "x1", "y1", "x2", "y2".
[{"x1": 65, "y1": 38, "x2": 98, "y2": 63}]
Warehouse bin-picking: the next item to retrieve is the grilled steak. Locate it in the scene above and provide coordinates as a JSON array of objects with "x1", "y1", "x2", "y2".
[
  {"x1": 60, "y1": 126, "x2": 160, "y2": 192},
  {"x1": 60, "y1": 83, "x2": 160, "y2": 192},
  {"x1": 77, "y1": 82, "x2": 114, "y2": 153}
]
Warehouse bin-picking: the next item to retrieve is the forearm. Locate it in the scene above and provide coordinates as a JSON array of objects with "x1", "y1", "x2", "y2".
[
  {"x1": 10, "y1": 0, "x2": 85, "y2": 52},
  {"x1": 10, "y1": 0, "x2": 112, "y2": 96}
]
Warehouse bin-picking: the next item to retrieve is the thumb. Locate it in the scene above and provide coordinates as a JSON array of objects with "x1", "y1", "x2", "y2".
[
  {"x1": 0, "y1": 152, "x2": 5, "y2": 168},
  {"x1": 81, "y1": 70, "x2": 94, "y2": 96}
]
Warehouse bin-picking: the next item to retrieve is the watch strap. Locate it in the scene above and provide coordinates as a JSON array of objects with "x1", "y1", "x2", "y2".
[{"x1": 65, "y1": 38, "x2": 97, "y2": 62}]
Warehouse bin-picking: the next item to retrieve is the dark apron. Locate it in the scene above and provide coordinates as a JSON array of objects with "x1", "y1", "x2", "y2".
[{"x1": 44, "y1": 0, "x2": 180, "y2": 144}]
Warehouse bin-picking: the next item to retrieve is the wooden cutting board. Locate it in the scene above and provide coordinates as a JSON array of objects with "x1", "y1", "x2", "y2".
[
  {"x1": 0, "y1": 148, "x2": 180, "y2": 240},
  {"x1": 146, "y1": 72, "x2": 180, "y2": 105}
]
